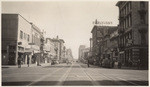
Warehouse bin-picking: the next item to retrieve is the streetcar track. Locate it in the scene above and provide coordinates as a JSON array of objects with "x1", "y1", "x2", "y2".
[
  {"x1": 78, "y1": 63, "x2": 100, "y2": 85},
  {"x1": 27, "y1": 67, "x2": 65, "y2": 86},
  {"x1": 88, "y1": 68, "x2": 140, "y2": 86},
  {"x1": 56, "y1": 63, "x2": 73, "y2": 85}
]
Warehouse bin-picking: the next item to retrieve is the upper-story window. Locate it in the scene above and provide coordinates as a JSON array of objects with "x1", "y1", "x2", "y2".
[
  {"x1": 24, "y1": 33, "x2": 26, "y2": 39},
  {"x1": 140, "y1": 2, "x2": 145, "y2": 9},
  {"x1": 129, "y1": 2, "x2": 132, "y2": 11},
  {"x1": 27, "y1": 35, "x2": 30, "y2": 42},
  {"x1": 20, "y1": 30, "x2": 23, "y2": 39},
  {"x1": 140, "y1": 14, "x2": 146, "y2": 24}
]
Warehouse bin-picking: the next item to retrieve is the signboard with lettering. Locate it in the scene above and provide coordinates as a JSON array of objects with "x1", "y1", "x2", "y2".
[{"x1": 93, "y1": 19, "x2": 113, "y2": 26}]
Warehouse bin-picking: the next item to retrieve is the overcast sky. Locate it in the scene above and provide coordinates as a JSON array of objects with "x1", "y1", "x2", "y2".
[{"x1": 2, "y1": 1, "x2": 119, "y2": 59}]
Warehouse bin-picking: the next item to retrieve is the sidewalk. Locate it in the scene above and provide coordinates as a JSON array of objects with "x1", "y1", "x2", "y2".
[
  {"x1": 2, "y1": 63, "x2": 51, "y2": 68},
  {"x1": 80, "y1": 63, "x2": 147, "y2": 70}
]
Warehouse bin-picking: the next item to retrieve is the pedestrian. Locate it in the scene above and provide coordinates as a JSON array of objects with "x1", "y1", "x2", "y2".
[
  {"x1": 27, "y1": 55, "x2": 30, "y2": 67},
  {"x1": 18, "y1": 56, "x2": 21, "y2": 68}
]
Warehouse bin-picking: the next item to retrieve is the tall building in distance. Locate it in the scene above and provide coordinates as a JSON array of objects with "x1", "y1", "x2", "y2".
[
  {"x1": 66, "y1": 49, "x2": 73, "y2": 61},
  {"x1": 116, "y1": 1, "x2": 148, "y2": 69},
  {"x1": 78, "y1": 45, "x2": 86, "y2": 61}
]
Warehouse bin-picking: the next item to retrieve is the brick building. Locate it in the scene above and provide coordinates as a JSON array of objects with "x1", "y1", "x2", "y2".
[
  {"x1": 110, "y1": 29, "x2": 119, "y2": 61},
  {"x1": 116, "y1": 1, "x2": 148, "y2": 69},
  {"x1": 91, "y1": 25, "x2": 117, "y2": 65},
  {"x1": 51, "y1": 36, "x2": 65, "y2": 63}
]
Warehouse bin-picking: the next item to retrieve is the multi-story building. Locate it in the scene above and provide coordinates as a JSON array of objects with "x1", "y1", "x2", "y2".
[
  {"x1": 82, "y1": 47, "x2": 90, "y2": 63},
  {"x1": 103, "y1": 26, "x2": 117, "y2": 59},
  {"x1": 30, "y1": 23, "x2": 44, "y2": 65},
  {"x1": 51, "y1": 37, "x2": 60, "y2": 61},
  {"x1": 2, "y1": 14, "x2": 44, "y2": 65},
  {"x1": 51, "y1": 36, "x2": 65, "y2": 62},
  {"x1": 2, "y1": 14, "x2": 32, "y2": 65},
  {"x1": 91, "y1": 25, "x2": 117, "y2": 65},
  {"x1": 110, "y1": 29, "x2": 119, "y2": 61},
  {"x1": 66, "y1": 49, "x2": 73, "y2": 61},
  {"x1": 59, "y1": 39, "x2": 65, "y2": 62},
  {"x1": 78, "y1": 45, "x2": 86, "y2": 61},
  {"x1": 44, "y1": 38, "x2": 57, "y2": 63},
  {"x1": 116, "y1": 1, "x2": 148, "y2": 69}
]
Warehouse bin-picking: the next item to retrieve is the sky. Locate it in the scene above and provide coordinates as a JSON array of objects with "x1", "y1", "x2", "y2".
[{"x1": 2, "y1": 1, "x2": 119, "y2": 59}]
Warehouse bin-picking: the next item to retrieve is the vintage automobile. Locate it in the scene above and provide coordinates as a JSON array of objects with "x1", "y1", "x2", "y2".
[{"x1": 102, "y1": 58, "x2": 114, "y2": 68}]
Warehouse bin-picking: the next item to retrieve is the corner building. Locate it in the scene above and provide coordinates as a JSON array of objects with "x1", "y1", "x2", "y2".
[
  {"x1": 2, "y1": 14, "x2": 32, "y2": 65},
  {"x1": 2, "y1": 14, "x2": 44, "y2": 65},
  {"x1": 116, "y1": 1, "x2": 148, "y2": 69}
]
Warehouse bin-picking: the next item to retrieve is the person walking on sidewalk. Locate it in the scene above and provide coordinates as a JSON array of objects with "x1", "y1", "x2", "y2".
[
  {"x1": 27, "y1": 55, "x2": 30, "y2": 67},
  {"x1": 18, "y1": 56, "x2": 21, "y2": 68}
]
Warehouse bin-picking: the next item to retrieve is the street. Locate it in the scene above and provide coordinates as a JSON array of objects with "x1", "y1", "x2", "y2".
[{"x1": 2, "y1": 62, "x2": 148, "y2": 86}]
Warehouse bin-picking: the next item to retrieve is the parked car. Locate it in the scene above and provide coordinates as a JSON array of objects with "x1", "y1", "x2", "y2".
[
  {"x1": 102, "y1": 58, "x2": 114, "y2": 68},
  {"x1": 51, "y1": 60, "x2": 59, "y2": 65}
]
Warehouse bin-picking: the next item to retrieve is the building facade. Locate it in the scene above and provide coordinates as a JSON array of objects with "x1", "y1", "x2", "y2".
[
  {"x1": 30, "y1": 23, "x2": 44, "y2": 65},
  {"x1": 110, "y1": 29, "x2": 119, "y2": 61},
  {"x1": 82, "y1": 47, "x2": 90, "y2": 63},
  {"x1": 2, "y1": 14, "x2": 32, "y2": 65},
  {"x1": 91, "y1": 25, "x2": 117, "y2": 65},
  {"x1": 2, "y1": 14, "x2": 44, "y2": 65},
  {"x1": 51, "y1": 36, "x2": 65, "y2": 63},
  {"x1": 78, "y1": 45, "x2": 86, "y2": 62},
  {"x1": 59, "y1": 39, "x2": 65, "y2": 63},
  {"x1": 44, "y1": 38, "x2": 57, "y2": 63},
  {"x1": 116, "y1": 1, "x2": 148, "y2": 69},
  {"x1": 66, "y1": 49, "x2": 73, "y2": 62}
]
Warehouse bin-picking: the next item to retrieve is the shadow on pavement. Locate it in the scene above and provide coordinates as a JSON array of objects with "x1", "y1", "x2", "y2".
[{"x1": 2, "y1": 80, "x2": 148, "y2": 86}]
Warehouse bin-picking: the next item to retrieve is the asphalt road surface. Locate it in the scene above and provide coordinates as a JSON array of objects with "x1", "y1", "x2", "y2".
[{"x1": 2, "y1": 62, "x2": 148, "y2": 86}]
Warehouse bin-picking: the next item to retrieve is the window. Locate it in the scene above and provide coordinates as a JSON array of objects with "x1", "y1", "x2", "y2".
[
  {"x1": 130, "y1": 2, "x2": 132, "y2": 10},
  {"x1": 140, "y1": 14, "x2": 146, "y2": 24},
  {"x1": 140, "y1": 2, "x2": 145, "y2": 9},
  {"x1": 28, "y1": 35, "x2": 30, "y2": 42},
  {"x1": 130, "y1": 14, "x2": 132, "y2": 26},
  {"x1": 24, "y1": 33, "x2": 26, "y2": 39},
  {"x1": 20, "y1": 30, "x2": 23, "y2": 39}
]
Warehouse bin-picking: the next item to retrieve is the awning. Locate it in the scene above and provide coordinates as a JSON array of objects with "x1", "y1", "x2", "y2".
[
  {"x1": 18, "y1": 51, "x2": 24, "y2": 53},
  {"x1": 34, "y1": 50, "x2": 40, "y2": 53}
]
